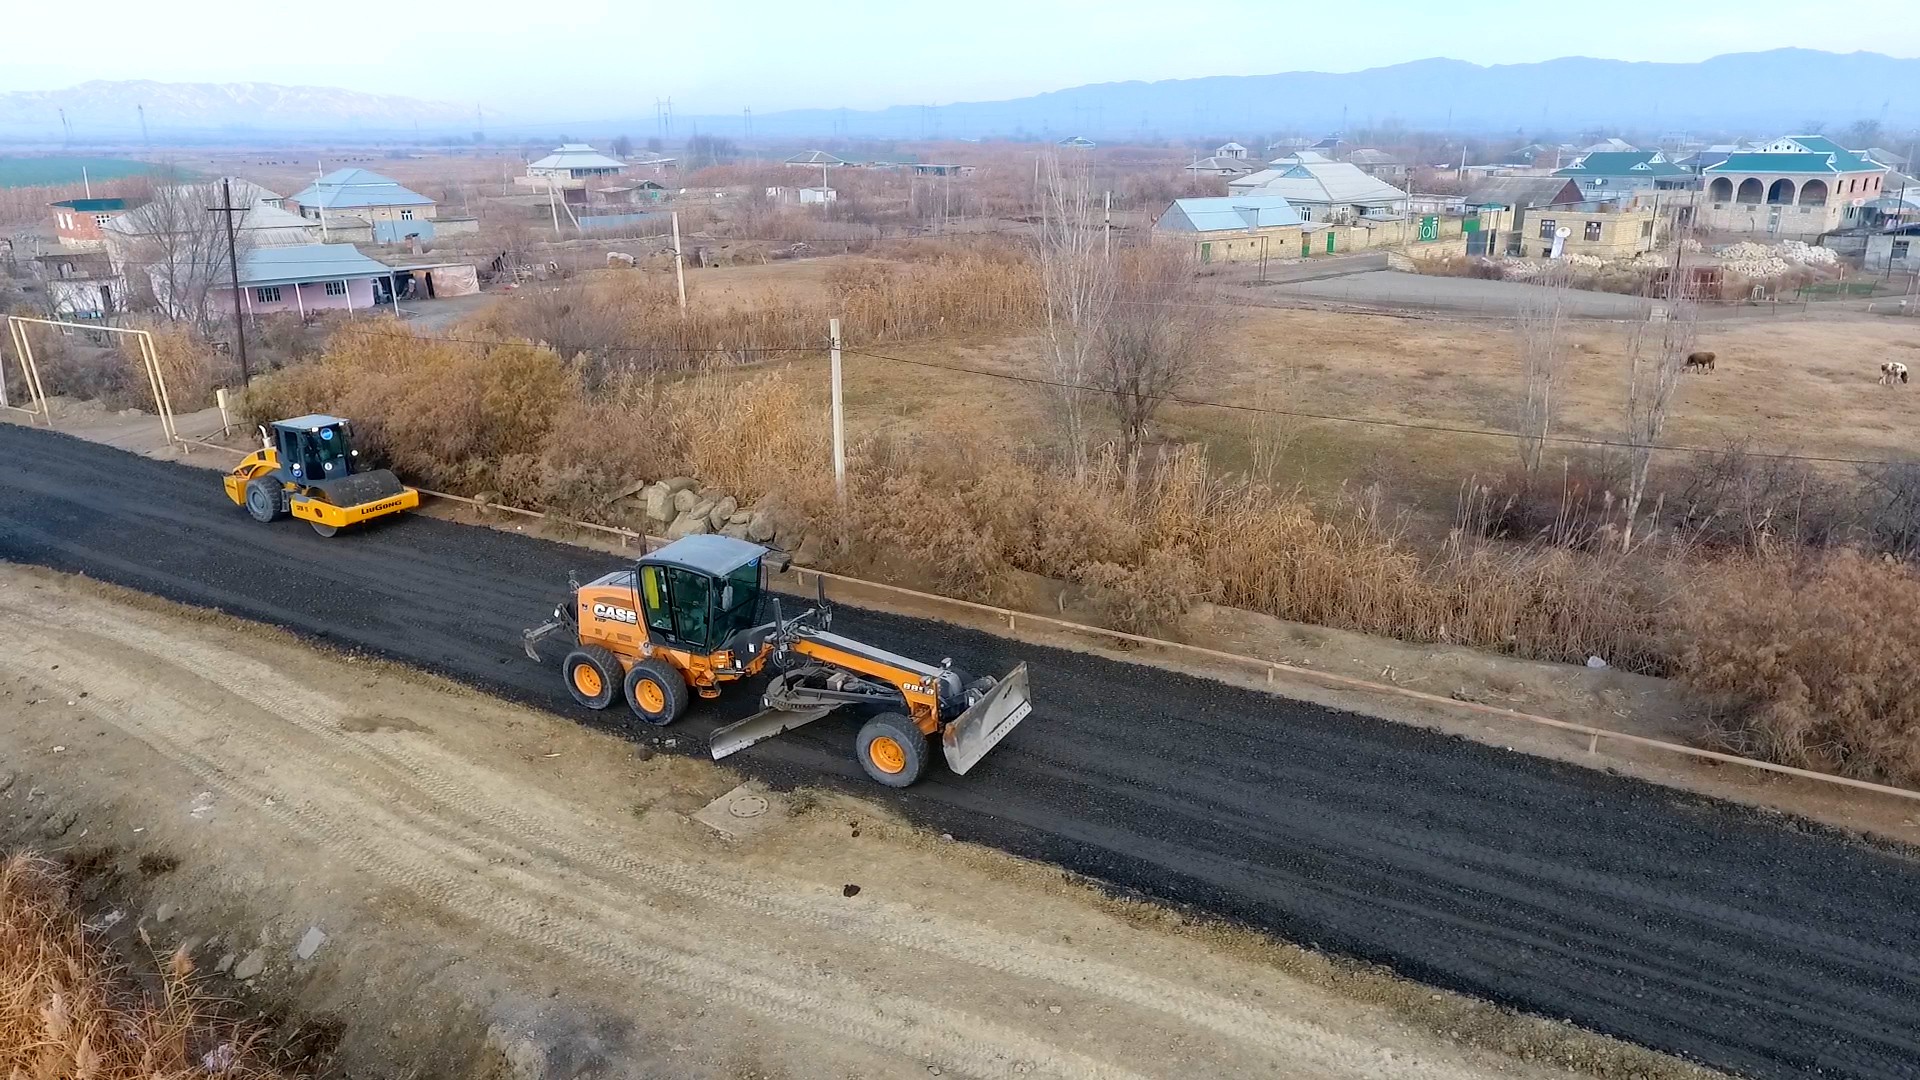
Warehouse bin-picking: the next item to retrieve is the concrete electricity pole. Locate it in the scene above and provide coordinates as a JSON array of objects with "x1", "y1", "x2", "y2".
[
  {"x1": 670, "y1": 211, "x2": 688, "y2": 312},
  {"x1": 829, "y1": 317, "x2": 846, "y2": 505},
  {"x1": 1104, "y1": 190, "x2": 1112, "y2": 260}
]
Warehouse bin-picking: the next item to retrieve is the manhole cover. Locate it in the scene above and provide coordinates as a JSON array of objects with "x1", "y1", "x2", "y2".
[{"x1": 728, "y1": 794, "x2": 770, "y2": 819}]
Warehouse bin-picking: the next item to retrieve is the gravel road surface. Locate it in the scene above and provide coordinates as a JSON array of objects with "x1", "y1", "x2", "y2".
[{"x1": 3, "y1": 423, "x2": 1917, "y2": 1080}]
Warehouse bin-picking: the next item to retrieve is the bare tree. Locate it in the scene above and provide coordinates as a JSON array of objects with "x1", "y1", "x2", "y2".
[
  {"x1": 1515, "y1": 267, "x2": 1572, "y2": 480},
  {"x1": 1035, "y1": 154, "x2": 1113, "y2": 479},
  {"x1": 1096, "y1": 243, "x2": 1225, "y2": 483},
  {"x1": 1620, "y1": 297, "x2": 1698, "y2": 551},
  {"x1": 118, "y1": 179, "x2": 256, "y2": 337}
]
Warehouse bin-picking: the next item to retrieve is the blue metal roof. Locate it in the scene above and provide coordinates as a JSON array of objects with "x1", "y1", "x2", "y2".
[
  {"x1": 290, "y1": 168, "x2": 433, "y2": 210},
  {"x1": 238, "y1": 244, "x2": 394, "y2": 288},
  {"x1": 372, "y1": 219, "x2": 436, "y2": 244},
  {"x1": 1158, "y1": 195, "x2": 1302, "y2": 233}
]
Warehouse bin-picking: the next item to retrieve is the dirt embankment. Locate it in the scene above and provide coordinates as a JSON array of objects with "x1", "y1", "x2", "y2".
[{"x1": 0, "y1": 564, "x2": 1712, "y2": 1080}]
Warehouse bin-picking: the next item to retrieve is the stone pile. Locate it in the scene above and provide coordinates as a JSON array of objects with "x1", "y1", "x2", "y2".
[{"x1": 603, "y1": 478, "x2": 824, "y2": 566}]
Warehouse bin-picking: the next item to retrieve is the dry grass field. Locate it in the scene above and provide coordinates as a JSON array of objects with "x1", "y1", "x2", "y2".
[{"x1": 701, "y1": 264, "x2": 1920, "y2": 523}]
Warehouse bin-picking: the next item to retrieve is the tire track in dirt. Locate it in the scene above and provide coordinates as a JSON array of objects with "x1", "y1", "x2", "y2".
[
  {"x1": 5, "y1": 422, "x2": 1920, "y2": 1079},
  {"x1": 5, "y1": 597, "x2": 1513, "y2": 1080},
  {"x1": 80, "y1": 603, "x2": 1482, "y2": 1074}
]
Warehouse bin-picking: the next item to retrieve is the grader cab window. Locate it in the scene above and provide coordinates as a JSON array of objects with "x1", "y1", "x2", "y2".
[
  {"x1": 667, "y1": 567, "x2": 713, "y2": 648},
  {"x1": 639, "y1": 566, "x2": 674, "y2": 634},
  {"x1": 713, "y1": 561, "x2": 763, "y2": 642}
]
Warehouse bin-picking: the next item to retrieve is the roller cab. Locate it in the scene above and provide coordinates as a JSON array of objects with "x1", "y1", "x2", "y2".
[{"x1": 224, "y1": 414, "x2": 418, "y2": 537}]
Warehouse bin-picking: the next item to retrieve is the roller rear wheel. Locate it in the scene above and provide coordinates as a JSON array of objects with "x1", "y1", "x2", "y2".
[{"x1": 244, "y1": 477, "x2": 283, "y2": 523}]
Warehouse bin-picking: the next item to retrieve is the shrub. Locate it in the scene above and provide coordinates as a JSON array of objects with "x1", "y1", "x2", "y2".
[
  {"x1": 0, "y1": 852, "x2": 286, "y2": 1079},
  {"x1": 1679, "y1": 551, "x2": 1920, "y2": 786}
]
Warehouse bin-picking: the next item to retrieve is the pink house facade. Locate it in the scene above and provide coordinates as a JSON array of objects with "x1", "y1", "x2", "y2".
[
  {"x1": 221, "y1": 277, "x2": 378, "y2": 316},
  {"x1": 210, "y1": 243, "x2": 396, "y2": 320}
]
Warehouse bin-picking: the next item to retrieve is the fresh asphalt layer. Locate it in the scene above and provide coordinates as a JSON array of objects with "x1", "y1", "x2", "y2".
[{"x1": 2, "y1": 422, "x2": 1917, "y2": 1080}]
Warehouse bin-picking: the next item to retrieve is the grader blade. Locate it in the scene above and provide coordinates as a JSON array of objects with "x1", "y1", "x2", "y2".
[
  {"x1": 710, "y1": 705, "x2": 836, "y2": 761},
  {"x1": 942, "y1": 663, "x2": 1032, "y2": 776}
]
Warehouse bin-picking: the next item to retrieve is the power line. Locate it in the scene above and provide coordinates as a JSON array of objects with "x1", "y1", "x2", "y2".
[{"x1": 841, "y1": 347, "x2": 1920, "y2": 469}]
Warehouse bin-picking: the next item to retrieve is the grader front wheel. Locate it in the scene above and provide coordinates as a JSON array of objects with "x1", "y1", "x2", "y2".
[{"x1": 856, "y1": 713, "x2": 928, "y2": 788}]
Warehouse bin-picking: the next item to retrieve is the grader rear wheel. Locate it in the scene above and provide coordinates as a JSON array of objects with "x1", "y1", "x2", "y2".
[
  {"x1": 562, "y1": 646, "x2": 621, "y2": 710},
  {"x1": 624, "y1": 658, "x2": 689, "y2": 726}
]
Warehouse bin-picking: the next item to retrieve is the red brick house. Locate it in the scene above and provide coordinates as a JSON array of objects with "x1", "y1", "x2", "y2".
[{"x1": 50, "y1": 197, "x2": 146, "y2": 251}]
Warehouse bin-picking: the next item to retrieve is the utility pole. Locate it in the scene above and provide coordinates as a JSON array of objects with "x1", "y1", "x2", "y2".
[
  {"x1": 1104, "y1": 190, "x2": 1112, "y2": 259},
  {"x1": 82, "y1": 167, "x2": 92, "y2": 199},
  {"x1": 208, "y1": 178, "x2": 251, "y2": 386},
  {"x1": 137, "y1": 104, "x2": 150, "y2": 149},
  {"x1": 546, "y1": 178, "x2": 562, "y2": 238},
  {"x1": 315, "y1": 160, "x2": 330, "y2": 240},
  {"x1": 829, "y1": 317, "x2": 846, "y2": 505},
  {"x1": 670, "y1": 211, "x2": 688, "y2": 312}
]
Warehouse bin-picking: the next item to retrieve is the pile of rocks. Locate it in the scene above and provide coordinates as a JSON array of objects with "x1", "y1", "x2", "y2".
[
  {"x1": 604, "y1": 478, "x2": 824, "y2": 565},
  {"x1": 1776, "y1": 239, "x2": 1840, "y2": 267},
  {"x1": 1716, "y1": 241, "x2": 1791, "y2": 279}
]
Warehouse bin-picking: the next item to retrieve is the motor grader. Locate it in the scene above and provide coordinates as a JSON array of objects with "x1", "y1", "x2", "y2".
[
  {"x1": 522, "y1": 535, "x2": 1031, "y2": 787},
  {"x1": 223, "y1": 414, "x2": 419, "y2": 536}
]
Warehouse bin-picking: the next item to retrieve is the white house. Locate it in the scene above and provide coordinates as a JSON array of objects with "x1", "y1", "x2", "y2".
[{"x1": 1228, "y1": 159, "x2": 1409, "y2": 221}]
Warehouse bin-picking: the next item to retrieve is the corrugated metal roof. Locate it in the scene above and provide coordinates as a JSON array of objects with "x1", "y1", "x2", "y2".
[
  {"x1": 105, "y1": 180, "x2": 313, "y2": 243},
  {"x1": 290, "y1": 168, "x2": 433, "y2": 210},
  {"x1": 528, "y1": 144, "x2": 627, "y2": 170},
  {"x1": 1556, "y1": 152, "x2": 1686, "y2": 177},
  {"x1": 1156, "y1": 195, "x2": 1302, "y2": 233},
  {"x1": 1761, "y1": 137, "x2": 1880, "y2": 171},
  {"x1": 1346, "y1": 149, "x2": 1400, "y2": 165},
  {"x1": 238, "y1": 243, "x2": 394, "y2": 288},
  {"x1": 1235, "y1": 162, "x2": 1408, "y2": 204},
  {"x1": 1460, "y1": 176, "x2": 1582, "y2": 209},
  {"x1": 1705, "y1": 152, "x2": 1878, "y2": 174},
  {"x1": 51, "y1": 197, "x2": 138, "y2": 212},
  {"x1": 1185, "y1": 156, "x2": 1255, "y2": 173}
]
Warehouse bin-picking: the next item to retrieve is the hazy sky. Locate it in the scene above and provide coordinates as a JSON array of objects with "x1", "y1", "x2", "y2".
[{"x1": 3, "y1": 0, "x2": 1913, "y2": 119}]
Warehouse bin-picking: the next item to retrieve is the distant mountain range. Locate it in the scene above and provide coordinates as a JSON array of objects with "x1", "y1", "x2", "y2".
[
  {"x1": 2, "y1": 50, "x2": 1915, "y2": 144},
  {"x1": 697, "y1": 50, "x2": 1920, "y2": 141},
  {"x1": 0, "y1": 80, "x2": 471, "y2": 139}
]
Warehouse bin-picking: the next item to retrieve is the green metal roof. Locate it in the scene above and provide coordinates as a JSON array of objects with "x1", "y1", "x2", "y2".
[
  {"x1": 1782, "y1": 135, "x2": 1851, "y2": 157},
  {"x1": 1704, "y1": 152, "x2": 1878, "y2": 174},
  {"x1": 1555, "y1": 152, "x2": 1685, "y2": 178},
  {"x1": 50, "y1": 197, "x2": 138, "y2": 212}
]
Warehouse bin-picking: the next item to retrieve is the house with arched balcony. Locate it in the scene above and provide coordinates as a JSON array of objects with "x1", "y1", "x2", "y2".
[{"x1": 1698, "y1": 136, "x2": 1888, "y2": 238}]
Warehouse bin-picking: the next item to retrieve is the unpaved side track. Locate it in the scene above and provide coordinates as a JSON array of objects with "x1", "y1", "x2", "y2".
[{"x1": 2, "y1": 423, "x2": 1919, "y2": 1079}]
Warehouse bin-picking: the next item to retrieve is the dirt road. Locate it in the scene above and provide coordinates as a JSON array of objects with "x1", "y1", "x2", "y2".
[
  {"x1": 2, "y1": 423, "x2": 1919, "y2": 1079},
  {"x1": 0, "y1": 565, "x2": 1639, "y2": 1079}
]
